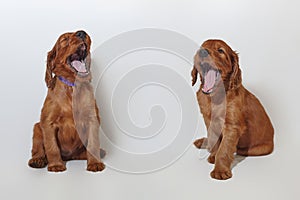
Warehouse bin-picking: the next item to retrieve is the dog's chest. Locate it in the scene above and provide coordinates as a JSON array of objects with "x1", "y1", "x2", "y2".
[
  {"x1": 198, "y1": 92, "x2": 226, "y2": 121},
  {"x1": 72, "y1": 83, "x2": 97, "y2": 120},
  {"x1": 56, "y1": 83, "x2": 96, "y2": 153}
]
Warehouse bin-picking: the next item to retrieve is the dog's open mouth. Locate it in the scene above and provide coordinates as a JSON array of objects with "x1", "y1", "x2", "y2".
[
  {"x1": 68, "y1": 44, "x2": 89, "y2": 76},
  {"x1": 201, "y1": 63, "x2": 221, "y2": 94}
]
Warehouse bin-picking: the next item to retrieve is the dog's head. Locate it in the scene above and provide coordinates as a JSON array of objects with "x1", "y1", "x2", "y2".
[
  {"x1": 192, "y1": 39, "x2": 241, "y2": 94},
  {"x1": 45, "y1": 30, "x2": 92, "y2": 88}
]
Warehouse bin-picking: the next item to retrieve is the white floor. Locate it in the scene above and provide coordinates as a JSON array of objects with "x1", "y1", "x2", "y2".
[
  {"x1": 0, "y1": 0, "x2": 299, "y2": 199},
  {"x1": 1, "y1": 137, "x2": 298, "y2": 200}
]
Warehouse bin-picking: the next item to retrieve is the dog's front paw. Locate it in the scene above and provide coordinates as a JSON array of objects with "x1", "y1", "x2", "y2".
[
  {"x1": 28, "y1": 156, "x2": 48, "y2": 168},
  {"x1": 210, "y1": 169, "x2": 232, "y2": 180},
  {"x1": 194, "y1": 137, "x2": 207, "y2": 149},
  {"x1": 207, "y1": 154, "x2": 215, "y2": 164},
  {"x1": 48, "y1": 163, "x2": 66, "y2": 172},
  {"x1": 87, "y1": 162, "x2": 105, "y2": 172}
]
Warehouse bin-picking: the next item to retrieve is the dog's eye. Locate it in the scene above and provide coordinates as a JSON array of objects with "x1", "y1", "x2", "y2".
[{"x1": 218, "y1": 48, "x2": 225, "y2": 54}]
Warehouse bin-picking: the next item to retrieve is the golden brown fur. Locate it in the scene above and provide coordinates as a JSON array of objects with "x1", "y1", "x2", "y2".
[
  {"x1": 192, "y1": 39, "x2": 274, "y2": 180},
  {"x1": 28, "y1": 31, "x2": 105, "y2": 172}
]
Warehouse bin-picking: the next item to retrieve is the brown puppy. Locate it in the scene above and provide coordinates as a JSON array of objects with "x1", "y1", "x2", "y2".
[
  {"x1": 192, "y1": 39, "x2": 274, "y2": 180},
  {"x1": 28, "y1": 31, "x2": 105, "y2": 172}
]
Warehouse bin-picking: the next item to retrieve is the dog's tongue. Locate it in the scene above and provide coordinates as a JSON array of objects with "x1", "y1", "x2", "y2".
[
  {"x1": 202, "y1": 70, "x2": 216, "y2": 93},
  {"x1": 71, "y1": 60, "x2": 87, "y2": 73}
]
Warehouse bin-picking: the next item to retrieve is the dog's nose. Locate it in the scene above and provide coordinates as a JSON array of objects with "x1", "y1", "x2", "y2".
[
  {"x1": 199, "y1": 49, "x2": 209, "y2": 58},
  {"x1": 76, "y1": 31, "x2": 86, "y2": 40}
]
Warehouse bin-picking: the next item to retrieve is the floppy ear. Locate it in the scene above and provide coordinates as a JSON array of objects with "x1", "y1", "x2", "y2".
[
  {"x1": 45, "y1": 47, "x2": 56, "y2": 89},
  {"x1": 191, "y1": 65, "x2": 198, "y2": 86},
  {"x1": 229, "y1": 51, "x2": 242, "y2": 90}
]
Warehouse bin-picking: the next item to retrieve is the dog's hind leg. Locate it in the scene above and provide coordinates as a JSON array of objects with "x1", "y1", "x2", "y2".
[
  {"x1": 237, "y1": 142, "x2": 273, "y2": 156},
  {"x1": 194, "y1": 137, "x2": 208, "y2": 149}
]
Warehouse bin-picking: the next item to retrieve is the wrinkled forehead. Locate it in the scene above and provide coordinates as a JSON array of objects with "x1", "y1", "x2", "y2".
[
  {"x1": 58, "y1": 32, "x2": 72, "y2": 40},
  {"x1": 57, "y1": 32, "x2": 91, "y2": 41},
  {"x1": 55, "y1": 32, "x2": 91, "y2": 47},
  {"x1": 201, "y1": 40, "x2": 232, "y2": 51}
]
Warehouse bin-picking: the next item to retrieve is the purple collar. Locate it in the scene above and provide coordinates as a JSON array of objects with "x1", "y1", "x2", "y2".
[{"x1": 58, "y1": 76, "x2": 75, "y2": 87}]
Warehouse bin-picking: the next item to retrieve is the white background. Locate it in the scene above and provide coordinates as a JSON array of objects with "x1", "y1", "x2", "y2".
[{"x1": 0, "y1": 0, "x2": 299, "y2": 199}]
